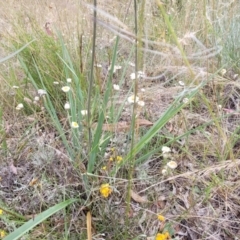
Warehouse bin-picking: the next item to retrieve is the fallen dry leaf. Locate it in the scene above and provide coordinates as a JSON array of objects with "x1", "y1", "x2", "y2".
[
  {"x1": 29, "y1": 178, "x2": 39, "y2": 186},
  {"x1": 130, "y1": 190, "x2": 148, "y2": 203}
]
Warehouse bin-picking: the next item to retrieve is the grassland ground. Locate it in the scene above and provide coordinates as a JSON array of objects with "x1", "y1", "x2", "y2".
[{"x1": 0, "y1": 0, "x2": 240, "y2": 239}]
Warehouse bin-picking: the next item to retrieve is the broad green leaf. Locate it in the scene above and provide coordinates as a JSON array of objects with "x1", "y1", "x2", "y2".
[{"x1": 4, "y1": 198, "x2": 78, "y2": 240}]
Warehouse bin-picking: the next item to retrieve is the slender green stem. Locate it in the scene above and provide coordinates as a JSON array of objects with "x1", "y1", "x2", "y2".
[
  {"x1": 156, "y1": 0, "x2": 194, "y2": 80},
  {"x1": 126, "y1": 0, "x2": 140, "y2": 218},
  {"x1": 87, "y1": 0, "x2": 97, "y2": 150}
]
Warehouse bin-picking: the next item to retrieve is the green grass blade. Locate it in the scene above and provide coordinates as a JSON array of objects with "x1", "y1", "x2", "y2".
[
  {"x1": 0, "y1": 39, "x2": 35, "y2": 64},
  {"x1": 4, "y1": 199, "x2": 78, "y2": 240},
  {"x1": 122, "y1": 83, "x2": 205, "y2": 166},
  {"x1": 87, "y1": 37, "x2": 120, "y2": 173}
]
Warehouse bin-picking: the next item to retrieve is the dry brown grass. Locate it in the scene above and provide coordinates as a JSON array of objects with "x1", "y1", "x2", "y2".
[{"x1": 1, "y1": 0, "x2": 240, "y2": 239}]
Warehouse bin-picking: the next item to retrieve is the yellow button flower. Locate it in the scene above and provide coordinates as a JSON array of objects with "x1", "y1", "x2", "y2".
[
  {"x1": 155, "y1": 232, "x2": 170, "y2": 240},
  {"x1": 100, "y1": 183, "x2": 112, "y2": 198},
  {"x1": 116, "y1": 156, "x2": 123, "y2": 163},
  {"x1": 157, "y1": 214, "x2": 165, "y2": 222},
  {"x1": 0, "y1": 230, "x2": 6, "y2": 238},
  {"x1": 101, "y1": 166, "x2": 107, "y2": 170}
]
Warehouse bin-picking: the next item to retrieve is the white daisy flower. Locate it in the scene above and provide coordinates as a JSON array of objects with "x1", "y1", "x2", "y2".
[
  {"x1": 67, "y1": 78, "x2": 72, "y2": 83},
  {"x1": 162, "y1": 168, "x2": 167, "y2": 175},
  {"x1": 71, "y1": 122, "x2": 79, "y2": 128},
  {"x1": 12, "y1": 86, "x2": 19, "y2": 89},
  {"x1": 113, "y1": 84, "x2": 120, "y2": 91},
  {"x1": 38, "y1": 89, "x2": 47, "y2": 96},
  {"x1": 64, "y1": 102, "x2": 70, "y2": 110},
  {"x1": 127, "y1": 95, "x2": 139, "y2": 103},
  {"x1": 178, "y1": 81, "x2": 185, "y2": 86},
  {"x1": 53, "y1": 81, "x2": 59, "y2": 85},
  {"x1": 34, "y1": 96, "x2": 40, "y2": 101},
  {"x1": 61, "y1": 86, "x2": 70, "y2": 92},
  {"x1": 167, "y1": 161, "x2": 178, "y2": 169},
  {"x1": 108, "y1": 65, "x2": 122, "y2": 73},
  {"x1": 162, "y1": 146, "x2": 171, "y2": 154},
  {"x1": 81, "y1": 110, "x2": 88, "y2": 116},
  {"x1": 130, "y1": 71, "x2": 145, "y2": 80},
  {"x1": 220, "y1": 69, "x2": 226, "y2": 76},
  {"x1": 16, "y1": 103, "x2": 24, "y2": 110}
]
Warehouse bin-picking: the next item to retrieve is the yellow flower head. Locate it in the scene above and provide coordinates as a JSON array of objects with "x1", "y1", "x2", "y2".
[
  {"x1": 101, "y1": 166, "x2": 107, "y2": 170},
  {"x1": 0, "y1": 209, "x2": 3, "y2": 215},
  {"x1": 155, "y1": 232, "x2": 170, "y2": 240},
  {"x1": 0, "y1": 230, "x2": 6, "y2": 238},
  {"x1": 157, "y1": 214, "x2": 165, "y2": 222},
  {"x1": 100, "y1": 183, "x2": 112, "y2": 198},
  {"x1": 116, "y1": 156, "x2": 123, "y2": 163}
]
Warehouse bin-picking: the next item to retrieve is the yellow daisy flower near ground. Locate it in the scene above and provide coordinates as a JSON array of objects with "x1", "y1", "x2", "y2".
[
  {"x1": 155, "y1": 232, "x2": 170, "y2": 240},
  {"x1": 100, "y1": 184, "x2": 112, "y2": 198},
  {"x1": 157, "y1": 214, "x2": 165, "y2": 222},
  {"x1": 0, "y1": 230, "x2": 6, "y2": 238}
]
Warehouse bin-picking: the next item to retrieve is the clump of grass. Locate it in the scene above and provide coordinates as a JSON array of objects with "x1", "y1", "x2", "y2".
[{"x1": 1, "y1": 1, "x2": 240, "y2": 239}]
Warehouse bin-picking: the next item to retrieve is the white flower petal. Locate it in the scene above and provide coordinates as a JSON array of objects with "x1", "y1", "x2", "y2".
[
  {"x1": 71, "y1": 122, "x2": 79, "y2": 128},
  {"x1": 162, "y1": 146, "x2": 171, "y2": 154},
  {"x1": 167, "y1": 161, "x2": 178, "y2": 169},
  {"x1": 64, "y1": 102, "x2": 70, "y2": 110},
  {"x1": 162, "y1": 169, "x2": 167, "y2": 175},
  {"x1": 67, "y1": 78, "x2": 72, "y2": 83},
  {"x1": 38, "y1": 89, "x2": 47, "y2": 96},
  {"x1": 81, "y1": 110, "x2": 88, "y2": 116},
  {"x1": 127, "y1": 95, "x2": 139, "y2": 103},
  {"x1": 130, "y1": 71, "x2": 145, "y2": 80},
  {"x1": 128, "y1": 62, "x2": 135, "y2": 67},
  {"x1": 178, "y1": 81, "x2": 185, "y2": 86},
  {"x1": 220, "y1": 69, "x2": 226, "y2": 76},
  {"x1": 61, "y1": 86, "x2": 70, "y2": 92},
  {"x1": 138, "y1": 100, "x2": 145, "y2": 107},
  {"x1": 130, "y1": 73, "x2": 136, "y2": 80},
  {"x1": 113, "y1": 84, "x2": 120, "y2": 91},
  {"x1": 16, "y1": 103, "x2": 24, "y2": 110},
  {"x1": 34, "y1": 96, "x2": 40, "y2": 101}
]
